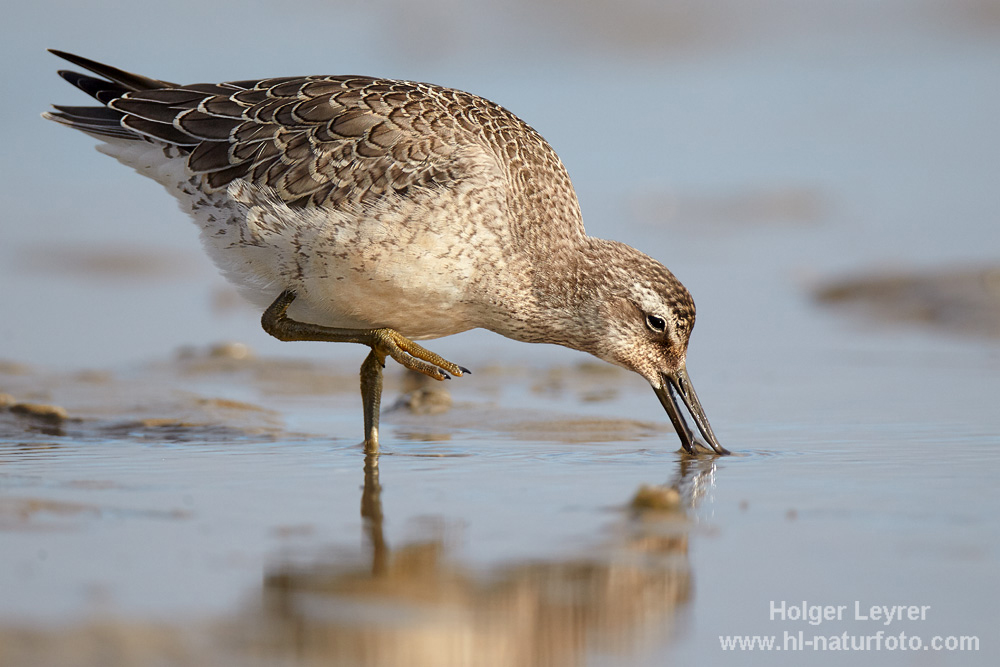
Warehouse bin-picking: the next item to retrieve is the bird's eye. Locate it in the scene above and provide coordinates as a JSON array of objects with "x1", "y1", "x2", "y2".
[{"x1": 645, "y1": 314, "x2": 667, "y2": 333}]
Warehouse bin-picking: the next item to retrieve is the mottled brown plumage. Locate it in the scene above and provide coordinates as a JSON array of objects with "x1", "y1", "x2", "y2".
[{"x1": 44, "y1": 50, "x2": 727, "y2": 455}]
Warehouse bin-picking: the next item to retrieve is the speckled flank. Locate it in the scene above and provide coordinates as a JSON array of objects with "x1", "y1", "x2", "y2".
[{"x1": 43, "y1": 51, "x2": 725, "y2": 454}]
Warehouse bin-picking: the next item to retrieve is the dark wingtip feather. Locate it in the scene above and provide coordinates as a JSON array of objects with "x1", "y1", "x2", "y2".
[
  {"x1": 48, "y1": 49, "x2": 177, "y2": 92},
  {"x1": 57, "y1": 69, "x2": 130, "y2": 103},
  {"x1": 42, "y1": 110, "x2": 135, "y2": 140},
  {"x1": 51, "y1": 104, "x2": 123, "y2": 121}
]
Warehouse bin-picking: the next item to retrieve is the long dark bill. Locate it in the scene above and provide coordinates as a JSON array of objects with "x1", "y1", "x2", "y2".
[{"x1": 654, "y1": 366, "x2": 730, "y2": 455}]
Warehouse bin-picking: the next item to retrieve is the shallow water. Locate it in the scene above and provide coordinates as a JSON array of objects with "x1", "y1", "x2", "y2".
[
  {"x1": 3, "y1": 1, "x2": 1000, "y2": 665},
  {"x1": 2, "y1": 336, "x2": 997, "y2": 665}
]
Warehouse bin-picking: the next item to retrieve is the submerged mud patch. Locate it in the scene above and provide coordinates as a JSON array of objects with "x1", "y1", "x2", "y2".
[{"x1": 816, "y1": 265, "x2": 1000, "y2": 338}]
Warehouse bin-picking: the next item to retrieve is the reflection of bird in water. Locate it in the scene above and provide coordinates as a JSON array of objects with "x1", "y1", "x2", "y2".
[
  {"x1": 360, "y1": 454, "x2": 387, "y2": 577},
  {"x1": 44, "y1": 50, "x2": 726, "y2": 455},
  {"x1": 249, "y1": 456, "x2": 720, "y2": 666}
]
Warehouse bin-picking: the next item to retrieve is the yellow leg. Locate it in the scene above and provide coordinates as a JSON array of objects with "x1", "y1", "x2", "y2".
[
  {"x1": 360, "y1": 349, "x2": 384, "y2": 452},
  {"x1": 261, "y1": 290, "x2": 468, "y2": 450}
]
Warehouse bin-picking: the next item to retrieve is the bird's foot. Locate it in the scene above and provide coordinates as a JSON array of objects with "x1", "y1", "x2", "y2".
[
  {"x1": 262, "y1": 290, "x2": 470, "y2": 381},
  {"x1": 369, "y1": 328, "x2": 468, "y2": 381}
]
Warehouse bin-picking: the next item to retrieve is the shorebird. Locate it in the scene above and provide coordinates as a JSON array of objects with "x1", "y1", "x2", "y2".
[{"x1": 44, "y1": 50, "x2": 728, "y2": 456}]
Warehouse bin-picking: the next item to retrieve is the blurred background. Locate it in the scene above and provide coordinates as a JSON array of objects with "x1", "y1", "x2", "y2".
[
  {"x1": 5, "y1": 0, "x2": 999, "y2": 370},
  {"x1": 2, "y1": 1, "x2": 999, "y2": 666}
]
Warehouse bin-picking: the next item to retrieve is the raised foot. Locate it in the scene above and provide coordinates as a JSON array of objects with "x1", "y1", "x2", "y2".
[
  {"x1": 261, "y1": 289, "x2": 469, "y2": 380},
  {"x1": 370, "y1": 328, "x2": 465, "y2": 381}
]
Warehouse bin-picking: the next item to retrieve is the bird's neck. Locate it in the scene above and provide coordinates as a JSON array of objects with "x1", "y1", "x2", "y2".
[{"x1": 485, "y1": 235, "x2": 618, "y2": 355}]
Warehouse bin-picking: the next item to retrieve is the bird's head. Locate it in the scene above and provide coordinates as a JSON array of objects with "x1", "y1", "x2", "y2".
[{"x1": 573, "y1": 239, "x2": 728, "y2": 455}]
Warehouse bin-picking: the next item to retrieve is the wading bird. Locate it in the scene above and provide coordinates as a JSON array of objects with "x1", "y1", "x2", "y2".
[{"x1": 44, "y1": 51, "x2": 728, "y2": 455}]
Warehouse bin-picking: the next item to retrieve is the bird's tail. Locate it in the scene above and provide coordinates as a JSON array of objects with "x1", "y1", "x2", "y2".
[{"x1": 42, "y1": 50, "x2": 174, "y2": 140}]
